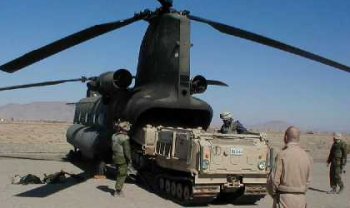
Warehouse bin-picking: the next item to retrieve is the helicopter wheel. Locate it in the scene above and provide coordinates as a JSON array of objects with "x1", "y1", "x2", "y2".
[
  {"x1": 95, "y1": 160, "x2": 106, "y2": 176},
  {"x1": 66, "y1": 149, "x2": 82, "y2": 161}
]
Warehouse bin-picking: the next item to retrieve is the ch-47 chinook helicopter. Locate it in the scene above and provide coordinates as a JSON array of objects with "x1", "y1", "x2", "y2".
[{"x1": 1, "y1": 0, "x2": 350, "y2": 204}]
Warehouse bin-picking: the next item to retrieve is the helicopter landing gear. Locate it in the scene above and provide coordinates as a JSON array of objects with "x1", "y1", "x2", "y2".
[
  {"x1": 66, "y1": 148, "x2": 82, "y2": 162},
  {"x1": 93, "y1": 160, "x2": 107, "y2": 179}
]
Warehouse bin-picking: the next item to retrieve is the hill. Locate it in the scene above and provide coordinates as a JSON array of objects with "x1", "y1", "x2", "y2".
[
  {"x1": 0, "y1": 102, "x2": 74, "y2": 122},
  {"x1": 248, "y1": 120, "x2": 293, "y2": 132}
]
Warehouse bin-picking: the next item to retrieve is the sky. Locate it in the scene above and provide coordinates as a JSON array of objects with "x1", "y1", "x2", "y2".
[{"x1": 0, "y1": 0, "x2": 349, "y2": 132}]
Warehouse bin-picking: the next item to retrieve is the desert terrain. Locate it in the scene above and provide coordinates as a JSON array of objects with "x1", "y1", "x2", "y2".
[{"x1": 0, "y1": 122, "x2": 349, "y2": 208}]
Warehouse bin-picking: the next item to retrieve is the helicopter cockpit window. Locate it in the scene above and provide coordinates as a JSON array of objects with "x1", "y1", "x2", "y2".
[{"x1": 85, "y1": 113, "x2": 88, "y2": 123}]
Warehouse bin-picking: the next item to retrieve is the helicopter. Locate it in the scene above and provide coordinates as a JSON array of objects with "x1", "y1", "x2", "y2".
[
  {"x1": 0, "y1": 0, "x2": 350, "y2": 201},
  {"x1": 1, "y1": 0, "x2": 349, "y2": 159},
  {"x1": 0, "y1": 0, "x2": 350, "y2": 166}
]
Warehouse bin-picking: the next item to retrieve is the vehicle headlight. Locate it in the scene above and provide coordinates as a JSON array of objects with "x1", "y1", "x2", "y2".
[
  {"x1": 202, "y1": 159, "x2": 210, "y2": 170},
  {"x1": 201, "y1": 145, "x2": 211, "y2": 171},
  {"x1": 258, "y1": 161, "x2": 266, "y2": 170}
]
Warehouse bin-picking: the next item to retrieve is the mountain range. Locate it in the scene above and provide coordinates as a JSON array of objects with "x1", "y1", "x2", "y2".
[
  {"x1": 0, "y1": 102, "x2": 330, "y2": 132},
  {"x1": 248, "y1": 120, "x2": 293, "y2": 132},
  {"x1": 0, "y1": 102, "x2": 75, "y2": 122}
]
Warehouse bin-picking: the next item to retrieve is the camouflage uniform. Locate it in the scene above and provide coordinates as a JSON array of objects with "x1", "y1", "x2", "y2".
[
  {"x1": 220, "y1": 120, "x2": 238, "y2": 134},
  {"x1": 219, "y1": 112, "x2": 257, "y2": 135},
  {"x1": 112, "y1": 132, "x2": 132, "y2": 192},
  {"x1": 327, "y1": 139, "x2": 347, "y2": 193},
  {"x1": 220, "y1": 120, "x2": 254, "y2": 134}
]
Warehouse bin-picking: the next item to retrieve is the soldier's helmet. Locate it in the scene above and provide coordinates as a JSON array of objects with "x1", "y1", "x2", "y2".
[
  {"x1": 333, "y1": 132, "x2": 342, "y2": 140},
  {"x1": 115, "y1": 120, "x2": 131, "y2": 131},
  {"x1": 220, "y1": 112, "x2": 233, "y2": 121}
]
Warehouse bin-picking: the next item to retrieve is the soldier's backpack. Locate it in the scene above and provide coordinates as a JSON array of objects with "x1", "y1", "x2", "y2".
[
  {"x1": 43, "y1": 171, "x2": 66, "y2": 184},
  {"x1": 11, "y1": 174, "x2": 43, "y2": 185}
]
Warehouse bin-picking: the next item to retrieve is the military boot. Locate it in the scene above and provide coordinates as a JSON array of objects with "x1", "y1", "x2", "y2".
[
  {"x1": 112, "y1": 190, "x2": 124, "y2": 197},
  {"x1": 337, "y1": 186, "x2": 344, "y2": 194},
  {"x1": 327, "y1": 187, "x2": 336, "y2": 194}
]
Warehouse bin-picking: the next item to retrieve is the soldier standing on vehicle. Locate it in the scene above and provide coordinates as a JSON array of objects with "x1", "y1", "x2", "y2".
[
  {"x1": 111, "y1": 120, "x2": 132, "y2": 197},
  {"x1": 219, "y1": 112, "x2": 258, "y2": 134},
  {"x1": 327, "y1": 132, "x2": 347, "y2": 194},
  {"x1": 267, "y1": 126, "x2": 312, "y2": 208}
]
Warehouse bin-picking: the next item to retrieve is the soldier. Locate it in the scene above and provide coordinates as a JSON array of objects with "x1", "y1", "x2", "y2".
[
  {"x1": 267, "y1": 126, "x2": 312, "y2": 208},
  {"x1": 111, "y1": 120, "x2": 132, "y2": 197},
  {"x1": 219, "y1": 112, "x2": 258, "y2": 134},
  {"x1": 327, "y1": 132, "x2": 347, "y2": 194}
]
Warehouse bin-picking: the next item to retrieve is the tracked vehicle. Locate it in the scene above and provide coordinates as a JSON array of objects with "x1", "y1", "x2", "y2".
[{"x1": 132, "y1": 125, "x2": 272, "y2": 203}]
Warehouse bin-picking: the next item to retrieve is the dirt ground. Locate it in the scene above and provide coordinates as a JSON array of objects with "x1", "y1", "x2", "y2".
[{"x1": 0, "y1": 122, "x2": 349, "y2": 208}]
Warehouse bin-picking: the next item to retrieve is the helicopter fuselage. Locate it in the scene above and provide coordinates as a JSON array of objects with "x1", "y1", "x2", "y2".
[{"x1": 67, "y1": 12, "x2": 212, "y2": 160}]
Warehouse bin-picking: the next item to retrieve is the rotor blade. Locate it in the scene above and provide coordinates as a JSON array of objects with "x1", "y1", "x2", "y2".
[
  {"x1": 0, "y1": 12, "x2": 149, "y2": 73},
  {"x1": 0, "y1": 77, "x2": 86, "y2": 92},
  {"x1": 207, "y1": 80, "x2": 229, "y2": 87},
  {"x1": 189, "y1": 15, "x2": 350, "y2": 73}
]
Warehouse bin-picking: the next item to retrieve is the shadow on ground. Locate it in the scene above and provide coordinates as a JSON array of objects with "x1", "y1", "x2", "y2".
[
  {"x1": 96, "y1": 185, "x2": 114, "y2": 196},
  {"x1": 309, "y1": 187, "x2": 328, "y2": 193}
]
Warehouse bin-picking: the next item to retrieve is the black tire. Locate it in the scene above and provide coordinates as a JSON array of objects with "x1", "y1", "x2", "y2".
[
  {"x1": 66, "y1": 149, "x2": 82, "y2": 161},
  {"x1": 96, "y1": 160, "x2": 106, "y2": 176}
]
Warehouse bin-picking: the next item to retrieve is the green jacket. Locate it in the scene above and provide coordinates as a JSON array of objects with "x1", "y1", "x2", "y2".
[
  {"x1": 327, "y1": 140, "x2": 347, "y2": 167},
  {"x1": 111, "y1": 133, "x2": 131, "y2": 165}
]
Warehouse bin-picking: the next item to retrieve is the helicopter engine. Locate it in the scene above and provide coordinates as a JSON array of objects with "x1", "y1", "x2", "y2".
[
  {"x1": 97, "y1": 69, "x2": 132, "y2": 94},
  {"x1": 190, "y1": 75, "x2": 208, "y2": 94}
]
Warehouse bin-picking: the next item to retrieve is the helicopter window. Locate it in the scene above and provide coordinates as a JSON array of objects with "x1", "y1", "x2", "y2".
[
  {"x1": 73, "y1": 111, "x2": 78, "y2": 123},
  {"x1": 77, "y1": 112, "x2": 81, "y2": 124}
]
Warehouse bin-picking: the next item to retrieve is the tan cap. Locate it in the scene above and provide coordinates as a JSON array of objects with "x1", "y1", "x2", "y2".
[
  {"x1": 333, "y1": 132, "x2": 342, "y2": 140},
  {"x1": 220, "y1": 112, "x2": 233, "y2": 120},
  {"x1": 115, "y1": 120, "x2": 131, "y2": 131}
]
